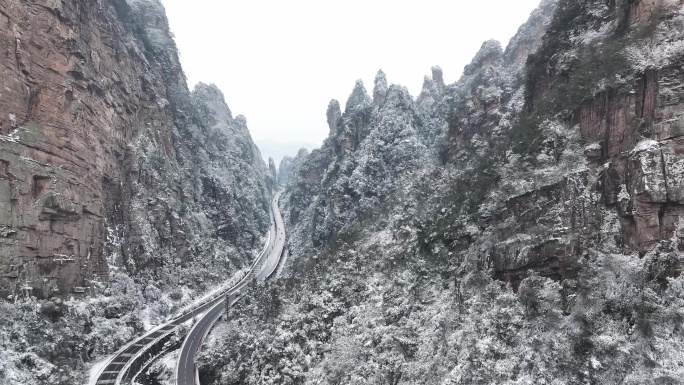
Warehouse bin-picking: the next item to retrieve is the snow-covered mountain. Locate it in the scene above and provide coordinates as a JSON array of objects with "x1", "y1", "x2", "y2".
[
  {"x1": 198, "y1": 0, "x2": 684, "y2": 383},
  {"x1": 4, "y1": 0, "x2": 684, "y2": 383}
]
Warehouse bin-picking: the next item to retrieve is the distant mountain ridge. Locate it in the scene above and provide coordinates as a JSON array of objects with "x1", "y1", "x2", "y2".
[{"x1": 254, "y1": 138, "x2": 320, "y2": 165}]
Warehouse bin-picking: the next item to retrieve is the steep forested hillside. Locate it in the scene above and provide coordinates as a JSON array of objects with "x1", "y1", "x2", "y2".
[{"x1": 199, "y1": 0, "x2": 684, "y2": 384}]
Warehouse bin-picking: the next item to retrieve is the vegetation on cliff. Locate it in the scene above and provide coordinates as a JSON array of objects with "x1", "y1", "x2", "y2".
[{"x1": 198, "y1": 1, "x2": 684, "y2": 384}]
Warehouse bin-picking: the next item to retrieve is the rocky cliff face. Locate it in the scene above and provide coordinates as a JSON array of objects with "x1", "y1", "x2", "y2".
[
  {"x1": 0, "y1": 0, "x2": 140, "y2": 298},
  {"x1": 0, "y1": 0, "x2": 271, "y2": 383},
  {"x1": 277, "y1": 148, "x2": 309, "y2": 188},
  {"x1": 485, "y1": 0, "x2": 684, "y2": 284},
  {"x1": 0, "y1": 0, "x2": 270, "y2": 300},
  {"x1": 200, "y1": 1, "x2": 684, "y2": 383}
]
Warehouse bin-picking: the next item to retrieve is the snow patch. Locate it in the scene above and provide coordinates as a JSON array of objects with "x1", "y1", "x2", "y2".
[
  {"x1": 630, "y1": 139, "x2": 659, "y2": 155},
  {"x1": 88, "y1": 356, "x2": 111, "y2": 385}
]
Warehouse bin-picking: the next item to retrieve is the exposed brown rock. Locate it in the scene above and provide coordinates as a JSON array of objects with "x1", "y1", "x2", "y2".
[
  {"x1": 630, "y1": 145, "x2": 667, "y2": 203},
  {"x1": 572, "y1": 52, "x2": 684, "y2": 256},
  {"x1": 577, "y1": 92, "x2": 636, "y2": 159},
  {"x1": 0, "y1": 1, "x2": 269, "y2": 298},
  {"x1": 633, "y1": 201, "x2": 662, "y2": 253},
  {"x1": 503, "y1": 0, "x2": 558, "y2": 68},
  {"x1": 488, "y1": 173, "x2": 594, "y2": 286},
  {"x1": 662, "y1": 139, "x2": 684, "y2": 202},
  {"x1": 627, "y1": 0, "x2": 684, "y2": 25},
  {"x1": 0, "y1": 1, "x2": 153, "y2": 297},
  {"x1": 653, "y1": 67, "x2": 684, "y2": 140}
]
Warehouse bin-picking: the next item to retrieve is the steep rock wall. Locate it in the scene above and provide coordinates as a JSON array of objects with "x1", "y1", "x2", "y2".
[
  {"x1": 0, "y1": 0, "x2": 269, "y2": 299},
  {"x1": 0, "y1": 0, "x2": 153, "y2": 297},
  {"x1": 519, "y1": 0, "x2": 684, "y2": 260}
]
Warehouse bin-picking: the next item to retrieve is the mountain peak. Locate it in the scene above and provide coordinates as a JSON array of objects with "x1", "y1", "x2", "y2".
[
  {"x1": 463, "y1": 39, "x2": 503, "y2": 76},
  {"x1": 193, "y1": 82, "x2": 232, "y2": 120},
  {"x1": 431, "y1": 66, "x2": 445, "y2": 89},
  {"x1": 326, "y1": 99, "x2": 342, "y2": 135},
  {"x1": 373, "y1": 70, "x2": 389, "y2": 107},
  {"x1": 344, "y1": 79, "x2": 372, "y2": 112}
]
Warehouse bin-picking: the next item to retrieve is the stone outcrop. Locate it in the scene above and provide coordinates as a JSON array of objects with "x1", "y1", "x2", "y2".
[
  {"x1": 488, "y1": 174, "x2": 591, "y2": 287},
  {"x1": 372, "y1": 70, "x2": 388, "y2": 107},
  {"x1": 626, "y1": 0, "x2": 684, "y2": 26},
  {"x1": 0, "y1": 1, "x2": 152, "y2": 297},
  {"x1": 336, "y1": 80, "x2": 373, "y2": 156},
  {"x1": 326, "y1": 100, "x2": 341, "y2": 135},
  {"x1": 503, "y1": 0, "x2": 559, "y2": 68},
  {"x1": 570, "y1": 21, "x2": 684, "y2": 256},
  {"x1": 486, "y1": 0, "x2": 684, "y2": 287},
  {"x1": 431, "y1": 66, "x2": 444, "y2": 89},
  {"x1": 416, "y1": 69, "x2": 444, "y2": 110}
]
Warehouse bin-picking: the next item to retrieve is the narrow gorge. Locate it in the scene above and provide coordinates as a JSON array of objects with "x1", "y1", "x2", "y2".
[
  {"x1": 200, "y1": 0, "x2": 684, "y2": 383},
  {"x1": 0, "y1": 1, "x2": 271, "y2": 383},
  {"x1": 1, "y1": 0, "x2": 684, "y2": 384}
]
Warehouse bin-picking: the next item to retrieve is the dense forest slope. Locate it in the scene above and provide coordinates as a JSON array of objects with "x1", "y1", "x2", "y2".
[
  {"x1": 0, "y1": 1, "x2": 270, "y2": 383},
  {"x1": 199, "y1": 0, "x2": 684, "y2": 384}
]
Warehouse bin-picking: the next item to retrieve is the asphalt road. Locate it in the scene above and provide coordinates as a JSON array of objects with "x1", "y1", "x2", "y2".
[
  {"x1": 94, "y1": 297, "x2": 224, "y2": 385},
  {"x1": 175, "y1": 191, "x2": 286, "y2": 385},
  {"x1": 257, "y1": 191, "x2": 285, "y2": 280},
  {"x1": 93, "y1": 192, "x2": 285, "y2": 385},
  {"x1": 175, "y1": 298, "x2": 226, "y2": 385}
]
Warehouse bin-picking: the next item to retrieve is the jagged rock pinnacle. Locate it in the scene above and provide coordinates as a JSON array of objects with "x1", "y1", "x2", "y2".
[
  {"x1": 344, "y1": 80, "x2": 372, "y2": 112},
  {"x1": 463, "y1": 40, "x2": 503, "y2": 76},
  {"x1": 373, "y1": 70, "x2": 388, "y2": 107},
  {"x1": 326, "y1": 99, "x2": 341, "y2": 135},
  {"x1": 431, "y1": 66, "x2": 444, "y2": 89}
]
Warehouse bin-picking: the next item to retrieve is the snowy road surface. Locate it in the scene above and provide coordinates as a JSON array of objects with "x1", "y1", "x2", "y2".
[
  {"x1": 92, "y1": 192, "x2": 285, "y2": 385},
  {"x1": 175, "y1": 191, "x2": 286, "y2": 385}
]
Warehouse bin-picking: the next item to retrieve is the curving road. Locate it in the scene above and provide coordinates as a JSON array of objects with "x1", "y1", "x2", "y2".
[
  {"x1": 257, "y1": 191, "x2": 286, "y2": 281},
  {"x1": 174, "y1": 298, "x2": 228, "y2": 385},
  {"x1": 92, "y1": 192, "x2": 285, "y2": 385},
  {"x1": 175, "y1": 191, "x2": 286, "y2": 385},
  {"x1": 93, "y1": 297, "x2": 228, "y2": 385}
]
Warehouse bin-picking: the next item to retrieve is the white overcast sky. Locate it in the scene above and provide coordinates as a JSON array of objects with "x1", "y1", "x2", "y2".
[{"x1": 160, "y1": 0, "x2": 542, "y2": 146}]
